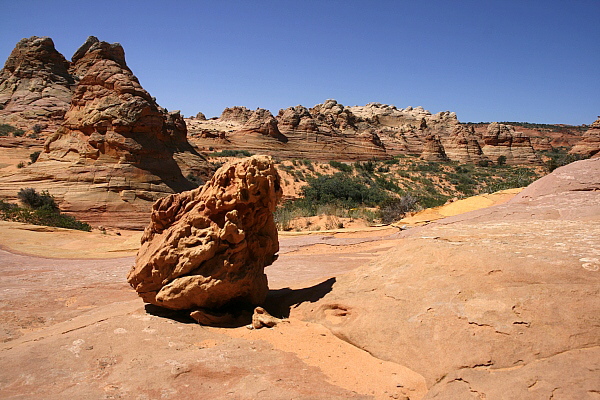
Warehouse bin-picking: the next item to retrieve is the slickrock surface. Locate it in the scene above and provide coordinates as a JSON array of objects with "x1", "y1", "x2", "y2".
[
  {"x1": 0, "y1": 37, "x2": 211, "y2": 229},
  {"x1": 0, "y1": 36, "x2": 74, "y2": 134},
  {"x1": 570, "y1": 116, "x2": 600, "y2": 157},
  {"x1": 1, "y1": 221, "x2": 423, "y2": 399},
  {"x1": 296, "y1": 157, "x2": 600, "y2": 398},
  {"x1": 128, "y1": 156, "x2": 282, "y2": 313}
]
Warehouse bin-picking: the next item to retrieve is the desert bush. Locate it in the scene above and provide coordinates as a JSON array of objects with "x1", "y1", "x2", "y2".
[
  {"x1": 496, "y1": 155, "x2": 507, "y2": 166},
  {"x1": 329, "y1": 160, "x2": 353, "y2": 173},
  {"x1": 17, "y1": 188, "x2": 58, "y2": 210},
  {"x1": 379, "y1": 194, "x2": 417, "y2": 224},
  {"x1": 302, "y1": 173, "x2": 389, "y2": 208},
  {"x1": 354, "y1": 160, "x2": 375, "y2": 174},
  {"x1": 16, "y1": 161, "x2": 25, "y2": 168},
  {"x1": 0, "y1": 193, "x2": 91, "y2": 232},
  {"x1": 211, "y1": 149, "x2": 253, "y2": 157},
  {"x1": 29, "y1": 151, "x2": 41, "y2": 164},
  {"x1": 32, "y1": 124, "x2": 45, "y2": 134},
  {"x1": 412, "y1": 162, "x2": 441, "y2": 172},
  {"x1": 0, "y1": 123, "x2": 16, "y2": 136},
  {"x1": 541, "y1": 147, "x2": 587, "y2": 172}
]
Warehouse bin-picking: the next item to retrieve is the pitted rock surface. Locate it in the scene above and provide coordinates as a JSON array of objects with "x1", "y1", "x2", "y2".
[{"x1": 128, "y1": 155, "x2": 282, "y2": 311}]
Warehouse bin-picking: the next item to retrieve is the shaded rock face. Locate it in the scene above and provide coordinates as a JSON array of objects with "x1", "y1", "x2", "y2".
[
  {"x1": 43, "y1": 36, "x2": 195, "y2": 170},
  {"x1": 481, "y1": 122, "x2": 540, "y2": 164},
  {"x1": 0, "y1": 36, "x2": 75, "y2": 133},
  {"x1": 570, "y1": 116, "x2": 600, "y2": 157},
  {"x1": 128, "y1": 156, "x2": 282, "y2": 312}
]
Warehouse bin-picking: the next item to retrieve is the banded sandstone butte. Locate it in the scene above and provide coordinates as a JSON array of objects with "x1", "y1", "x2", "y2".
[{"x1": 0, "y1": 36, "x2": 211, "y2": 228}]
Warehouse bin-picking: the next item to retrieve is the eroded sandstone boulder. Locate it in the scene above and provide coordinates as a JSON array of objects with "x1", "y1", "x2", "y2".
[{"x1": 128, "y1": 155, "x2": 282, "y2": 314}]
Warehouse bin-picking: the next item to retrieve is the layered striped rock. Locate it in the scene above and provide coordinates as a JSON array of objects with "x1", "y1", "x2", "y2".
[
  {"x1": 0, "y1": 36, "x2": 75, "y2": 134},
  {"x1": 0, "y1": 36, "x2": 211, "y2": 228},
  {"x1": 570, "y1": 116, "x2": 600, "y2": 158}
]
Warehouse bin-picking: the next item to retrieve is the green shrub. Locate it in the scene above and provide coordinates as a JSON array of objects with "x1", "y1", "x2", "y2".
[
  {"x1": 354, "y1": 160, "x2": 375, "y2": 174},
  {"x1": 302, "y1": 173, "x2": 389, "y2": 208},
  {"x1": 29, "y1": 151, "x2": 41, "y2": 164},
  {"x1": 0, "y1": 124, "x2": 16, "y2": 136},
  {"x1": 541, "y1": 147, "x2": 587, "y2": 172},
  {"x1": 328, "y1": 160, "x2": 353, "y2": 173},
  {"x1": 186, "y1": 173, "x2": 204, "y2": 187},
  {"x1": 211, "y1": 149, "x2": 253, "y2": 157},
  {"x1": 0, "y1": 191, "x2": 91, "y2": 232},
  {"x1": 379, "y1": 195, "x2": 417, "y2": 224},
  {"x1": 497, "y1": 155, "x2": 507, "y2": 166},
  {"x1": 18, "y1": 188, "x2": 58, "y2": 210}
]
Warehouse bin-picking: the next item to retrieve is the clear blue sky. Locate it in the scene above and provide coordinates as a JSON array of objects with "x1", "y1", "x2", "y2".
[{"x1": 1, "y1": 0, "x2": 598, "y2": 124}]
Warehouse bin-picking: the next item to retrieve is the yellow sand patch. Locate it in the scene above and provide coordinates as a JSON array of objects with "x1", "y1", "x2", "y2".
[
  {"x1": 398, "y1": 188, "x2": 523, "y2": 226},
  {"x1": 0, "y1": 220, "x2": 141, "y2": 258}
]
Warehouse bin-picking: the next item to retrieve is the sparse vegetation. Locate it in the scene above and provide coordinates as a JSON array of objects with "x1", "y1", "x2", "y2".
[
  {"x1": 0, "y1": 189, "x2": 91, "y2": 231},
  {"x1": 274, "y1": 153, "x2": 546, "y2": 230},
  {"x1": 210, "y1": 149, "x2": 253, "y2": 157},
  {"x1": 329, "y1": 160, "x2": 353, "y2": 173},
  {"x1": 29, "y1": 151, "x2": 41, "y2": 164},
  {"x1": 186, "y1": 173, "x2": 204, "y2": 187},
  {"x1": 540, "y1": 147, "x2": 587, "y2": 172}
]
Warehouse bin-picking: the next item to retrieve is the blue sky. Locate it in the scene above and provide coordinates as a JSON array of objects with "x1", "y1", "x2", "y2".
[{"x1": 1, "y1": 0, "x2": 598, "y2": 124}]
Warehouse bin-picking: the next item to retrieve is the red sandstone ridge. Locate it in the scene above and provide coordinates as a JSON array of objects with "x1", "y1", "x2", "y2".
[
  {"x1": 570, "y1": 116, "x2": 600, "y2": 158},
  {"x1": 0, "y1": 36, "x2": 75, "y2": 134},
  {"x1": 0, "y1": 36, "x2": 212, "y2": 229},
  {"x1": 188, "y1": 101, "x2": 543, "y2": 164},
  {"x1": 128, "y1": 156, "x2": 281, "y2": 323}
]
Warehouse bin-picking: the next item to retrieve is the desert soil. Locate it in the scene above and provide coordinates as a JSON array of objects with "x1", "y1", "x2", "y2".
[{"x1": 0, "y1": 221, "x2": 426, "y2": 399}]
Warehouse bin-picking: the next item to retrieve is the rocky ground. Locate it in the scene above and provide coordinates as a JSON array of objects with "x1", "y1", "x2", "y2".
[{"x1": 1, "y1": 158, "x2": 598, "y2": 399}]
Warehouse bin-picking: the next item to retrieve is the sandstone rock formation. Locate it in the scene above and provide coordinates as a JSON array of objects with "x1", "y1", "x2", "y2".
[
  {"x1": 296, "y1": 157, "x2": 600, "y2": 398},
  {"x1": 481, "y1": 122, "x2": 540, "y2": 164},
  {"x1": 236, "y1": 108, "x2": 288, "y2": 142},
  {"x1": 219, "y1": 106, "x2": 253, "y2": 124},
  {"x1": 0, "y1": 36, "x2": 211, "y2": 228},
  {"x1": 128, "y1": 156, "x2": 282, "y2": 316},
  {"x1": 188, "y1": 100, "x2": 389, "y2": 161},
  {"x1": 0, "y1": 36, "x2": 75, "y2": 133},
  {"x1": 420, "y1": 134, "x2": 448, "y2": 161},
  {"x1": 570, "y1": 116, "x2": 600, "y2": 157},
  {"x1": 441, "y1": 124, "x2": 487, "y2": 164}
]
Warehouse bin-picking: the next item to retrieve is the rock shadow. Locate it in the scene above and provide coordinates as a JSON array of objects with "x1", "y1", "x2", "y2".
[
  {"x1": 264, "y1": 277, "x2": 336, "y2": 319},
  {"x1": 143, "y1": 277, "x2": 335, "y2": 327},
  {"x1": 144, "y1": 304, "x2": 197, "y2": 324}
]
